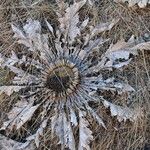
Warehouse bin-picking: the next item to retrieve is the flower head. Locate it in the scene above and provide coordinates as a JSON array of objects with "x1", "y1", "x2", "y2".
[{"x1": 0, "y1": 0, "x2": 147, "y2": 149}]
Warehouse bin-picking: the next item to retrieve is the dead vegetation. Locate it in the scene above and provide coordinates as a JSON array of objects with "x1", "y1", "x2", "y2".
[{"x1": 0, "y1": 0, "x2": 150, "y2": 150}]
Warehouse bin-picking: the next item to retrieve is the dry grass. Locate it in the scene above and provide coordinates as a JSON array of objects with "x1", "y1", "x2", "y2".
[{"x1": 0, "y1": 0, "x2": 150, "y2": 150}]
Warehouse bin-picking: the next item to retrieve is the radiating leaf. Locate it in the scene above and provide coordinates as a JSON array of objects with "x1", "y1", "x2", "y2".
[
  {"x1": 0, "y1": 134, "x2": 35, "y2": 150},
  {"x1": 51, "y1": 111, "x2": 76, "y2": 150},
  {"x1": 26, "y1": 119, "x2": 48, "y2": 148},
  {"x1": 114, "y1": 0, "x2": 149, "y2": 8},
  {"x1": 78, "y1": 111, "x2": 93, "y2": 150},
  {"x1": 1, "y1": 100, "x2": 39, "y2": 130},
  {"x1": 0, "y1": 86, "x2": 25, "y2": 96},
  {"x1": 81, "y1": 18, "x2": 89, "y2": 29},
  {"x1": 45, "y1": 19, "x2": 54, "y2": 34},
  {"x1": 90, "y1": 19, "x2": 119, "y2": 38},
  {"x1": 103, "y1": 100, "x2": 142, "y2": 122},
  {"x1": 58, "y1": 0, "x2": 86, "y2": 42}
]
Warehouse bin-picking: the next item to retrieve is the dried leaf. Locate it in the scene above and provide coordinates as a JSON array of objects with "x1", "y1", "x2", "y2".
[
  {"x1": 58, "y1": 0, "x2": 86, "y2": 42},
  {"x1": 0, "y1": 86, "x2": 25, "y2": 96},
  {"x1": 91, "y1": 19, "x2": 119, "y2": 38},
  {"x1": 45, "y1": 19, "x2": 54, "y2": 34},
  {"x1": 26, "y1": 119, "x2": 48, "y2": 148},
  {"x1": 85, "y1": 104, "x2": 106, "y2": 128},
  {"x1": 103, "y1": 100, "x2": 141, "y2": 122},
  {"x1": 131, "y1": 41, "x2": 150, "y2": 50},
  {"x1": 114, "y1": 0, "x2": 149, "y2": 8},
  {"x1": 85, "y1": 0, "x2": 94, "y2": 6},
  {"x1": 23, "y1": 18, "x2": 41, "y2": 35},
  {"x1": 81, "y1": 18, "x2": 89, "y2": 29},
  {"x1": 12, "y1": 24, "x2": 25, "y2": 39},
  {"x1": 70, "y1": 108, "x2": 78, "y2": 126},
  {"x1": 1, "y1": 101, "x2": 39, "y2": 130},
  {"x1": 52, "y1": 111, "x2": 76, "y2": 150},
  {"x1": 16, "y1": 104, "x2": 39, "y2": 129},
  {"x1": 88, "y1": 36, "x2": 149, "y2": 72},
  {"x1": 0, "y1": 134, "x2": 35, "y2": 150},
  {"x1": 78, "y1": 111, "x2": 93, "y2": 150}
]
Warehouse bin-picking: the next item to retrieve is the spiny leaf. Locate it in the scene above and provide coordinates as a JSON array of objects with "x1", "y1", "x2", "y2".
[
  {"x1": 114, "y1": 0, "x2": 150, "y2": 8},
  {"x1": 0, "y1": 86, "x2": 26, "y2": 96},
  {"x1": 45, "y1": 19, "x2": 54, "y2": 35},
  {"x1": 58, "y1": 0, "x2": 86, "y2": 42},
  {"x1": 90, "y1": 19, "x2": 119, "y2": 38},
  {"x1": 1, "y1": 101, "x2": 39, "y2": 130},
  {"x1": 26, "y1": 119, "x2": 48, "y2": 148},
  {"x1": 51, "y1": 111, "x2": 76, "y2": 149},
  {"x1": 78, "y1": 111, "x2": 93, "y2": 150},
  {"x1": 0, "y1": 134, "x2": 35, "y2": 150},
  {"x1": 103, "y1": 100, "x2": 142, "y2": 122}
]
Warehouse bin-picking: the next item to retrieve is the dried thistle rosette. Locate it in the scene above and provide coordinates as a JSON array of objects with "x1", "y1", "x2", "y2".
[{"x1": 0, "y1": 0, "x2": 149, "y2": 149}]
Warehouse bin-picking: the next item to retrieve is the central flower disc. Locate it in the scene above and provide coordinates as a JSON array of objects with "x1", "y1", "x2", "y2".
[{"x1": 43, "y1": 59, "x2": 79, "y2": 97}]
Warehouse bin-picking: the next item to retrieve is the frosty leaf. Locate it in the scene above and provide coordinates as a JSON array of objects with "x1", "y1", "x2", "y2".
[
  {"x1": 5, "y1": 51, "x2": 19, "y2": 66},
  {"x1": 113, "y1": 82, "x2": 135, "y2": 93},
  {"x1": 1, "y1": 101, "x2": 39, "y2": 130},
  {"x1": 23, "y1": 18, "x2": 41, "y2": 35},
  {"x1": 90, "y1": 19, "x2": 119, "y2": 38},
  {"x1": 1, "y1": 100, "x2": 28, "y2": 130},
  {"x1": 12, "y1": 24, "x2": 31, "y2": 49},
  {"x1": 77, "y1": 38, "x2": 109, "y2": 61},
  {"x1": 107, "y1": 39, "x2": 130, "y2": 52},
  {"x1": 0, "y1": 134, "x2": 35, "y2": 150},
  {"x1": 1, "y1": 52, "x2": 18, "y2": 68},
  {"x1": 105, "y1": 38, "x2": 138, "y2": 59},
  {"x1": 16, "y1": 104, "x2": 40, "y2": 130},
  {"x1": 138, "y1": 0, "x2": 149, "y2": 8},
  {"x1": 114, "y1": 0, "x2": 149, "y2": 8},
  {"x1": 8, "y1": 66, "x2": 39, "y2": 85},
  {"x1": 12, "y1": 19, "x2": 51, "y2": 57},
  {"x1": 81, "y1": 18, "x2": 89, "y2": 29},
  {"x1": 112, "y1": 59, "x2": 132, "y2": 69},
  {"x1": 15, "y1": 141, "x2": 35, "y2": 150},
  {"x1": 8, "y1": 65, "x2": 23, "y2": 74},
  {"x1": 51, "y1": 110, "x2": 58, "y2": 137},
  {"x1": 87, "y1": 77, "x2": 135, "y2": 95},
  {"x1": 0, "y1": 54, "x2": 4, "y2": 65},
  {"x1": 87, "y1": 0, "x2": 94, "y2": 6},
  {"x1": 66, "y1": 119, "x2": 76, "y2": 150},
  {"x1": 84, "y1": 38, "x2": 109, "y2": 52},
  {"x1": 0, "y1": 134, "x2": 20, "y2": 150},
  {"x1": 13, "y1": 74, "x2": 39, "y2": 85},
  {"x1": 87, "y1": 36, "x2": 149, "y2": 72},
  {"x1": 2, "y1": 61, "x2": 40, "y2": 85},
  {"x1": 70, "y1": 108, "x2": 78, "y2": 126},
  {"x1": 26, "y1": 119, "x2": 48, "y2": 148},
  {"x1": 58, "y1": 0, "x2": 86, "y2": 42},
  {"x1": 2, "y1": 52, "x2": 28, "y2": 69},
  {"x1": 0, "y1": 86, "x2": 25, "y2": 96},
  {"x1": 45, "y1": 19, "x2": 54, "y2": 34},
  {"x1": 103, "y1": 100, "x2": 141, "y2": 122},
  {"x1": 104, "y1": 39, "x2": 150, "y2": 66},
  {"x1": 98, "y1": 78, "x2": 135, "y2": 94},
  {"x1": 131, "y1": 41, "x2": 150, "y2": 51},
  {"x1": 12, "y1": 24, "x2": 25, "y2": 39},
  {"x1": 78, "y1": 111, "x2": 93, "y2": 150},
  {"x1": 51, "y1": 111, "x2": 76, "y2": 150},
  {"x1": 68, "y1": 13, "x2": 80, "y2": 42},
  {"x1": 85, "y1": 104, "x2": 106, "y2": 128}
]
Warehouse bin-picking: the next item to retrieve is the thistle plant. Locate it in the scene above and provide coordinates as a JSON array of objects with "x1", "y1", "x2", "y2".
[{"x1": 0, "y1": 0, "x2": 149, "y2": 149}]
